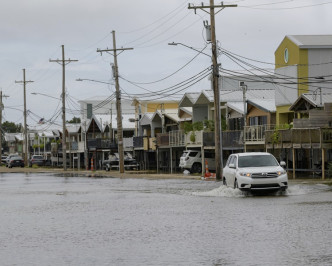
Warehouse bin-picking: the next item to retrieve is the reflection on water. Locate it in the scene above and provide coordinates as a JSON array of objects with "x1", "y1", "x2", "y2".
[{"x1": 0, "y1": 173, "x2": 331, "y2": 266}]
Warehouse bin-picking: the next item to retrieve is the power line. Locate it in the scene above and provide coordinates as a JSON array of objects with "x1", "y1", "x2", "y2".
[{"x1": 120, "y1": 44, "x2": 208, "y2": 85}]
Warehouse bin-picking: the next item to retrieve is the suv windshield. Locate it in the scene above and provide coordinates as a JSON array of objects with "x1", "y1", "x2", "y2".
[{"x1": 238, "y1": 155, "x2": 279, "y2": 168}]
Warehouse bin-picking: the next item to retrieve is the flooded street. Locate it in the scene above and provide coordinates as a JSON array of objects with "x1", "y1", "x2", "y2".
[{"x1": 1, "y1": 173, "x2": 332, "y2": 266}]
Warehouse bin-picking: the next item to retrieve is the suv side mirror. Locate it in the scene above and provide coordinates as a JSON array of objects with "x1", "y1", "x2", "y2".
[
  {"x1": 280, "y1": 161, "x2": 286, "y2": 167},
  {"x1": 229, "y1": 163, "x2": 235, "y2": 169}
]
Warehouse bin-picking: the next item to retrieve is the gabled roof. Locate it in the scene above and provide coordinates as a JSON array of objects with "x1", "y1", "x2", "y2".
[
  {"x1": 227, "y1": 102, "x2": 244, "y2": 114},
  {"x1": 178, "y1": 92, "x2": 200, "y2": 107},
  {"x1": 195, "y1": 91, "x2": 212, "y2": 105},
  {"x1": 37, "y1": 131, "x2": 55, "y2": 138},
  {"x1": 92, "y1": 113, "x2": 136, "y2": 131},
  {"x1": 248, "y1": 99, "x2": 276, "y2": 113},
  {"x1": 287, "y1": 35, "x2": 332, "y2": 49},
  {"x1": 180, "y1": 89, "x2": 275, "y2": 107},
  {"x1": 163, "y1": 109, "x2": 180, "y2": 123},
  {"x1": 4, "y1": 133, "x2": 17, "y2": 142},
  {"x1": 178, "y1": 107, "x2": 192, "y2": 116},
  {"x1": 289, "y1": 93, "x2": 332, "y2": 111},
  {"x1": 140, "y1": 113, "x2": 154, "y2": 126},
  {"x1": 66, "y1": 124, "x2": 81, "y2": 134}
]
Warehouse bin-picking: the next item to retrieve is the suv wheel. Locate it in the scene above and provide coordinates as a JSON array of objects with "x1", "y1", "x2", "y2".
[
  {"x1": 234, "y1": 179, "x2": 239, "y2": 189},
  {"x1": 191, "y1": 163, "x2": 202, "y2": 173}
]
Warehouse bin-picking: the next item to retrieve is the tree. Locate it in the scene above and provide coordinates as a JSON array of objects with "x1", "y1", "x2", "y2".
[
  {"x1": 2, "y1": 121, "x2": 22, "y2": 133},
  {"x1": 67, "y1": 117, "x2": 81, "y2": 124}
]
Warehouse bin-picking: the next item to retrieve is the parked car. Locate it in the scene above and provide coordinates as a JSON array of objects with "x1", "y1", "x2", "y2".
[
  {"x1": 179, "y1": 150, "x2": 215, "y2": 173},
  {"x1": 103, "y1": 152, "x2": 138, "y2": 171},
  {"x1": 223, "y1": 152, "x2": 288, "y2": 192},
  {"x1": 6, "y1": 154, "x2": 19, "y2": 167},
  {"x1": 1, "y1": 155, "x2": 8, "y2": 165},
  {"x1": 29, "y1": 155, "x2": 45, "y2": 167},
  {"x1": 7, "y1": 156, "x2": 25, "y2": 168}
]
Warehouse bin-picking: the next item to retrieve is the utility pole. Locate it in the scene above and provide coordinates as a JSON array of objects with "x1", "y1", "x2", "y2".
[
  {"x1": 0, "y1": 91, "x2": 9, "y2": 161},
  {"x1": 97, "y1": 30, "x2": 133, "y2": 173},
  {"x1": 240, "y1": 82, "x2": 247, "y2": 151},
  {"x1": 50, "y1": 45, "x2": 78, "y2": 171},
  {"x1": 189, "y1": 1, "x2": 237, "y2": 181},
  {"x1": 15, "y1": 69, "x2": 33, "y2": 166}
]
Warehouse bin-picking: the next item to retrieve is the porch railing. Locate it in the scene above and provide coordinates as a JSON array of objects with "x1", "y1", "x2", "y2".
[
  {"x1": 156, "y1": 130, "x2": 185, "y2": 147},
  {"x1": 133, "y1": 136, "x2": 144, "y2": 149},
  {"x1": 87, "y1": 138, "x2": 117, "y2": 149},
  {"x1": 244, "y1": 125, "x2": 266, "y2": 142},
  {"x1": 265, "y1": 127, "x2": 332, "y2": 148}
]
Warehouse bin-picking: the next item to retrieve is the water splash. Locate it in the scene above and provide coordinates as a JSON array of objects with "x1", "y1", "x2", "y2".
[
  {"x1": 286, "y1": 184, "x2": 330, "y2": 196},
  {"x1": 192, "y1": 185, "x2": 246, "y2": 198}
]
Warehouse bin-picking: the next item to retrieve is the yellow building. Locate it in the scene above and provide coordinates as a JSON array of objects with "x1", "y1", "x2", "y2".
[{"x1": 274, "y1": 35, "x2": 332, "y2": 125}]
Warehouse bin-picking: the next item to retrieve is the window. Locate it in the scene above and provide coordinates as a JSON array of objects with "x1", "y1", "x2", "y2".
[
  {"x1": 188, "y1": 152, "x2": 198, "y2": 157},
  {"x1": 238, "y1": 155, "x2": 279, "y2": 168},
  {"x1": 249, "y1": 116, "x2": 267, "y2": 126},
  {"x1": 204, "y1": 152, "x2": 215, "y2": 158},
  {"x1": 228, "y1": 156, "x2": 235, "y2": 167}
]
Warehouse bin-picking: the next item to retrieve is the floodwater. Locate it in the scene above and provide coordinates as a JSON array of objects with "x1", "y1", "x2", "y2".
[{"x1": 0, "y1": 173, "x2": 331, "y2": 266}]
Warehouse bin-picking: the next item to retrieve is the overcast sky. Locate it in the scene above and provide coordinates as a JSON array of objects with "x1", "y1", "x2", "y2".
[{"x1": 1, "y1": 0, "x2": 331, "y2": 126}]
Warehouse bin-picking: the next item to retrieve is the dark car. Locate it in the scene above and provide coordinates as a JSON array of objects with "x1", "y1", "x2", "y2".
[
  {"x1": 103, "y1": 152, "x2": 138, "y2": 171},
  {"x1": 8, "y1": 156, "x2": 25, "y2": 168},
  {"x1": 29, "y1": 155, "x2": 45, "y2": 167},
  {"x1": 6, "y1": 154, "x2": 19, "y2": 167}
]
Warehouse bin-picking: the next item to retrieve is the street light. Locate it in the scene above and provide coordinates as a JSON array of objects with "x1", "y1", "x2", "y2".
[
  {"x1": 31, "y1": 92, "x2": 60, "y2": 100},
  {"x1": 76, "y1": 78, "x2": 111, "y2": 85},
  {"x1": 168, "y1": 42, "x2": 211, "y2": 58}
]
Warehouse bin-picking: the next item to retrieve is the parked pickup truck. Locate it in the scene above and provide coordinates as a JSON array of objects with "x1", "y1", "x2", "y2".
[{"x1": 103, "y1": 152, "x2": 139, "y2": 171}]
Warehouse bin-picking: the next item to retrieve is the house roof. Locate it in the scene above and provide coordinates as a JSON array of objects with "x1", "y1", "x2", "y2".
[
  {"x1": 4, "y1": 133, "x2": 17, "y2": 142},
  {"x1": 178, "y1": 107, "x2": 192, "y2": 116},
  {"x1": 163, "y1": 109, "x2": 180, "y2": 123},
  {"x1": 289, "y1": 93, "x2": 332, "y2": 111},
  {"x1": 37, "y1": 131, "x2": 55, "y2": 138},
  {"x1": 287, "y1": 35, "x2": 332, "y2": 49},
  {"x1": 248, "y1": 99, "x2": 276, "y2": 113},
  {"x1": 140, "y1": 113, "x2": 154, "y2": 126},
  {"x1": 227, "y1": 102, "x2": 244, "y2": 114},
  {"x1": 178, "y1": 92, "x2": 200, "y2": 107},
  {"x1": 66, "y1": 124, "x2": 81, "y2": 134},
  {"x1": 92, "y1": 113, "x2": 136, "y2": 131}
]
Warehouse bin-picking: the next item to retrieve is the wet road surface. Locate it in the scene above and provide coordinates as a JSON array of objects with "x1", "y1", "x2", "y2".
[{"x1": 1, "y1": 173, "x2": 331, "y2": 266}]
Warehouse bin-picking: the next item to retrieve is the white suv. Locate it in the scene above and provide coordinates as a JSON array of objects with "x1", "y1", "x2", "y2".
[
  {"x1": 179, "y1": 150, "x2": 215, "y2": 173},
  {"x1": 223, "y1": 152, "x2": 288, "y2": 192}
]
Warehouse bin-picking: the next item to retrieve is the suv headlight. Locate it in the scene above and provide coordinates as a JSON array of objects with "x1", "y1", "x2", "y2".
[
  {"x1": 239, "y1": 172, "x2": 251, "y2": 177},
  {"x1": 277, "y1": 170, "x2": 286, "y2": 176}
]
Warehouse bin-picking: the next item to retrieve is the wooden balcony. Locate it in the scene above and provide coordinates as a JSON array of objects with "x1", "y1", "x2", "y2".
[
  {"x1": 123, "y1": 137, "x2": 134, "y2": 150},
  {"x1": 223, "y1": 130, "x2": 243, "y2": 150},
  {"x1": 156, "y1": 130, "x2": 185, "y2": 147},
  {"x1": 68, "y1": 141, "x2": 85, "y2": 152},
  {"x1": 244, "y1": 125, "x2": 266, "y2": 145},
  {"x1": 169, "y1": 130, "x2": 185, "y2": 147},
  {"x1": 87, "y1": 138, "x2": 117, "y2": 150},
  {"x1": 265, "y1": 128, "x2": 332, "y2": 149},
  {"x1": 185, "y1": 131, "x2": 203, "y2": 146},
  {"x1": 133, "y1": 136, "x2": 144, "y2": 149}
]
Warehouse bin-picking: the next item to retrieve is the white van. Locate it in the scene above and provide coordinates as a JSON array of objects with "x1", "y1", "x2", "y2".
[{"x1": 179, "y1": 150, "x2": 215, "y2": 173}]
